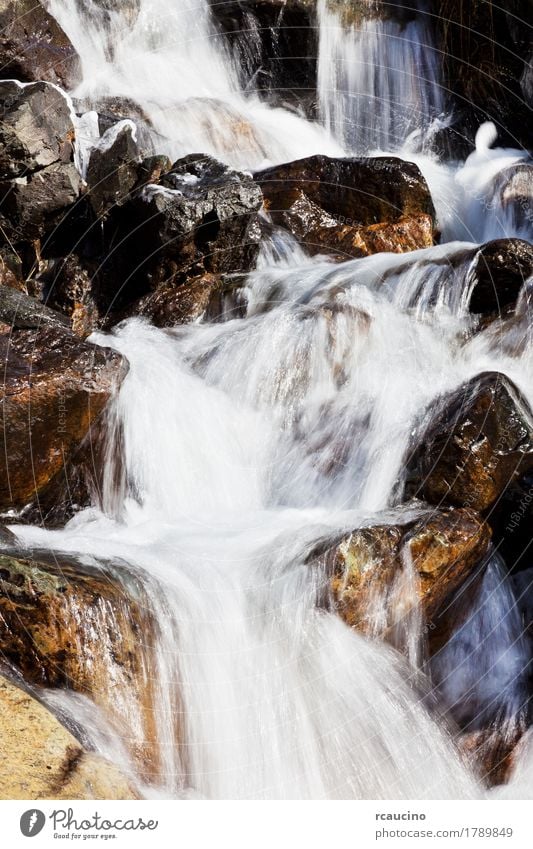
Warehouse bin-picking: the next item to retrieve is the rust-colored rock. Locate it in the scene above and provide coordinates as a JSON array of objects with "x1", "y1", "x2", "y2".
[
  {"x1": 459, "y1": 724, "x2": 525, "y2": 788},
  {"x1": 128, "y1": 273, "x2": 224, "y2": 327},
  {"x1": 0, "y1": 287, "x2": 126, "y2": 514},
  {"x1": 0, "y1": 551, "x2": 157, "y2": 771},
  {"x1": 405, "y1": 372, "x2": 533, "y2": 513},
  {"x1": 256, "y1": 155, "x2": 435, "y2": 259},
  {"x1": 310, "y1": 507, "x2": 491, "y2": 647}
]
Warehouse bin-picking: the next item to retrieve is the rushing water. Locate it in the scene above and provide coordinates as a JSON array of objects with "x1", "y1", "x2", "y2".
[{"x1": 4, "y1": 0, "x2": 533, "y2": 798}]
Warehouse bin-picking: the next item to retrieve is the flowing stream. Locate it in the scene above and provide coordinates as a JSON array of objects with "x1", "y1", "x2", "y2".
[{"x1": 6, "y1": 0, "x2": 533, "y2": 798}]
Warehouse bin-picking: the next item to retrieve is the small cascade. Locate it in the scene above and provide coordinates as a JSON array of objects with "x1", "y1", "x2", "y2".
[
  {"x1": 317, "y1": 0, "x2": 444, "y2": 153},
  {"x1": 45, "y1": 0, "x2": 342, "y2": 169},
  {"x1": 431, "y1": 555, "x2": 530, "y2": 732}
]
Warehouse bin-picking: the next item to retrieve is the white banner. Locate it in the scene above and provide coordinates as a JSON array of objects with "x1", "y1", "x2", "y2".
[{"x1": 0, "y1": 800, "x2": 530, "y2": 848}]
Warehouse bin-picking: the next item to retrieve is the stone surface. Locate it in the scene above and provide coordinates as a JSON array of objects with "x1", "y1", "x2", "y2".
[
  {"x1": 0, "y1": 81, "x2": 75, "y2": 180},
  {"x1": 0, "y1": 288, "x2": 126, "y2": 514},
  {"x1": 212, "y1": 0, "x2": 318, "y2": 114},
  {"x1": 86, "y1": 123, "x2": 141, "y2": 217},
  {"x1": 128, "y1": 273, "x2": 224, "y2": 327},
  {"x1": 0, "y1": 674, "x2": 137, "y2": 799},
  {"x1": 0, "y1": 550, "x2": 155, "y2": 769},
  {"x1": 0, "y1": 0, "x2": 80, "y2": 88},
  {"x1": 256, "y1": 155, "x2": 435, "y2": 258},
  {"x1": 469, "y1": 239, "x2": 533, "y2": 317},
  {"x1": 405, "y1": 373, "x2": 533, "y2": 513},
  {"x1": 94, "y1": 153, "x2": 263, "y2": 313},
  {"x1": 309, "y1": 507, "x2": 491, "y2": 648}
]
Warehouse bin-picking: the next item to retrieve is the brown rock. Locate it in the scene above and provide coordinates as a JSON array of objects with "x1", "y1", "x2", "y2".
[
  {"x1": 459, "y1": 724, "x2": 525, "y2": 788},
  {"x1": 0, "y1": 551, "x2": 156, "y2": 770},
  {"x1": 129, "y1": 273, "x2": 223, "y2": 327},
  {"x1": 256, "y1": 155, "x2": 435, "y2": 259},
  {"x1": 0, "y1": 288, "x2": 126, "y2": 514},
  {"x1": 0, "y1": 1, "x2": 80, "y2": 89},
  {"x1": 469, "y1": 239, "x2": 533, "y2": 317},
  {"x1": 405, "y1": 372, "x2": 533, "y2": 512},
  {"x1": 309, "y1": 507, "x2": 491, "y2": 648},
  {"x1": 0, "y1": 674, "x2": 137, "y2": 799}
]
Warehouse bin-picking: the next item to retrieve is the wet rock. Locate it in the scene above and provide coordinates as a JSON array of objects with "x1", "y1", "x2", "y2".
[
  {"x1": 435, "y1": 0, "x2": 532, "y2": 152},
  {"x1": 469, "y1": 239, "x2": 533, "y2": 317},
  {"x1": 0, "y1": 551, "x2": 155, "y2": 770},
  {"x1": 309, "y1": 507, "x2": 491, "y2": 648},
  {"x1": 0, "y1": 674, "x2": 137, "y2": 799},
  {"x1": 0, "y1": 288, "x2": 126, "y2": 514},
  {"x1": 0, "y1": 81, "x2": 75, "y2": 180},
  {"x1": 0, "y1": 1, "x2": 80, "y2": 88},
  {"x1": 0, "y1": 161, "x2": 81, "y2": 243},
  {"x1": 256, "y1": 155, "x2": 435, "y2": 258},
  {"x1": 459, "y1": 725, "x2": 525, "y2": 788},
  {"x1": 35, "y1": 254, "x2": 99, "y2": 338},
  {"x1": 496, "y1": 164, "x2": 533, "y2": 232},
  {"x1": 212, "y1": 0, "x2": 318, "y2": 114},
  {"x1": 86, "y1": 123, "x2": 142, "y2": 217},
  {"x1": 95, "y1": 153, "x2": 263, "y2": 313},
  {"x1": 128, "y1": 273, "x2": 224, "y2": 327},
  {"x1": 405, "y1": 373, "x2": 533, "y2": 513},
  {"x1": 0, "y1": 82, "x2": 81, "y2": 250}
]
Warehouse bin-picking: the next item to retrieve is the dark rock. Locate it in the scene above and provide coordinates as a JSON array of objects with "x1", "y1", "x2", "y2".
[
  {"x1": 489, "y1": 472, "x2": 533, "y2": 574},
  {"x1": 0, "y1": 283, "x2": 69, "y2": 329},
  {"x1": 36, "y1": 255, "x2": 99, "y2": 338},
  {"x1": 0, "y1": 161, "x2": 81, "y2": 243},
  {"x1": 0, "y1": 0, "x2": 80, "y2": 88},
  {"x1": 94, "y1": 153, "x2": 263, "y2": 313},
  {"x1": 434, "y1": 0, "x2": 532, "y2": 152},
  {"x1": 128, "y1": 273, "x2": 224, "y2": 327},
  {"x1": 86, "y1": 124, "x2": 141, "y2": 217},
  {"x1": 0, "y1": 82, "x2": 81, "y2": 251},
  {"x1": 212, "y1": 0, "x2": 318, "y2": 114},
  {"x1": 308, "y1": 507, "x2": 491, "y2": 651},
  {"x1": 0, "y1": 81, "x2": 75, "y2": 180},
  {"x1": 469, "y1": 239, "x2": 533, "y2": 317},
  {"x1": 256, "y1": 155, "x2": 435, "y2": 258},
  {"x1": 459, "y1": 725, "x2": 526, "y2": 787},
  {"x1": 0, "y1": 293, "x2": 127, "y2": 515},
  {"x1": 405, "y1": 372, "x2": 533, "y2": 513}
]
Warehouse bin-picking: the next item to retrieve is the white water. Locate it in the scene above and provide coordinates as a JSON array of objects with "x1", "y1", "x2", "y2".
[
  {"x1": 317, "y1": 0, "x2": 444, "y2": 153},
  {"x1": 4, "y1": 0, "x2": 533, "y2": 799}
]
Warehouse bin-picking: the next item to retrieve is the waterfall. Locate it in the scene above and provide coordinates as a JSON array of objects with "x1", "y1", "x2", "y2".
[
  {"x1": 4, "y1": 0, "x2": 532, "y2": 800},
  {"x1": 317, "y1": 0, "x2": 444, "y2": 153},
  {"x1": 44, "y1": 0, "x2": 343, "y2": 169}
]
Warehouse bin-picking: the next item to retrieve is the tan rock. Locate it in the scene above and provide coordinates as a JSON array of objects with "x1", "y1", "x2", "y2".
[{"x1": 0, "y1": 675, "x2": 137, "y2": 800}]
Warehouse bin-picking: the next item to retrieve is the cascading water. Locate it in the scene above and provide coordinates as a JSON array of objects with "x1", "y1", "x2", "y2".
[
  {"x1": 317, "y1": 0, "x2": 444, "y2": 153},
  {"x1": 3, "y1": 0, "x2": 533, "y2": 800}
]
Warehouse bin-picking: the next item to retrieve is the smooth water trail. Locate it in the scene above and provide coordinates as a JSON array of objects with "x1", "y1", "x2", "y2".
[
  {"x1": 317, "y1": 0, "x2": 444, "y2": 153},
  {"x1": 45, "y1": 0, "x2": 342, "y2": 169}
]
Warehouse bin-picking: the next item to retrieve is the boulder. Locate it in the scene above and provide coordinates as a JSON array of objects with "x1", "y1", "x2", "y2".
[
  {"x1": 405, "y1": 373, "x2": 533, "y2": 513},
  {"x1": 0, "y1": 0, "x2": 80, "y2": 88},
  {"x1": 469, "y1": 239, "x2": 533, "y2": 317},
  {"x1": 0, "y1": 81, "x2": 75, "y2": 180},
  {"x1": 256, "y1": 155, "x2": 435, "y2": 259},
  {"x1": 0, "y1": 81, "x2": 81, "y2": 250},
  {"x1": 308, "y1": 507, "x2": 491, "y2": 649},
  {"x1": 0, "y1": 674, "x2": 137, "y2": 799},
  {"x1": 0, "y1": 550, "x2": 155, "y2": 769},
  {"x1": 459, "y1": 725, "x2": 525, "y2": 788},
  {"x1": 86, "y1": 123, "x2": 141, "y2": 217},
  {"x1": 127, "y1": 273, "x2": 224, "y2": 327},
  {"x1": 95, "y1": 153, "x2": 263, "y2": 313},
  {"x1": 35, "y1": 254, "x2": 99, "y2": 338},
  {"x1": 0, "y1": 287, "x2": 126, "y2": 515}
]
